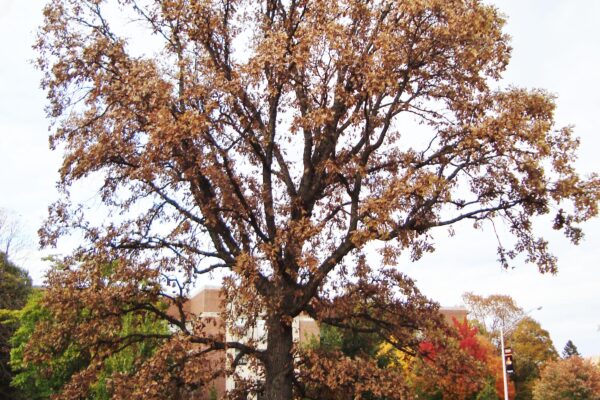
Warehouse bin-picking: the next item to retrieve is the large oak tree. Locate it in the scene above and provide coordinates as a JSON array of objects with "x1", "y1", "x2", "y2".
[{"x1": 33, "y1": 0, "x2": 598, "y2": 399}]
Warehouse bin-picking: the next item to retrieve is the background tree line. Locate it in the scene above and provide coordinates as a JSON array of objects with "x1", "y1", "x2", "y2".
[{"x1": 4, "y1": 276, "x2": 600, "y2": 399}]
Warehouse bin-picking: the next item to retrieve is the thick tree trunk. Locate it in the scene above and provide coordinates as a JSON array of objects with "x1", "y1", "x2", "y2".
[{"x1": 264, "y1": 315, "x2": 294, "y2": 400}]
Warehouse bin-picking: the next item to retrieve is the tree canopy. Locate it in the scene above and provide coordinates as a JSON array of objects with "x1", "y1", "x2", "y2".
[
  {"x1": 310, "y1": 317, "x2": 510, "y2": 400},
  {"x1": 33, "y1": 0, "x2": 599, "y2": 399},
  {"x1": 409, "y1": 318, "x2": 513, "y2": 400},
  {"x1": 0, "y1": 253, "x2": 32, "y2": 311},
  {"x1": 462, "y1": 292, "x2": 524, "y2": 338},
  {"x1": 0, "y1": 252, "x2": 32, "y2": 399},
  {"x1": 533, "y1": 356, "x2": 600, "y2": 400},
  {"x1": 9, "y1": 289, "x2": 169, "y2": 399},
  {"x1": 8, "y1": 290, "x2": 88, "y2": 400},
  {"x1": 462, "y1": 294, "x2": 559, "y2": 400},
  {"x1": 511, "y1": 317, "x2": 558, "y2": 400}
]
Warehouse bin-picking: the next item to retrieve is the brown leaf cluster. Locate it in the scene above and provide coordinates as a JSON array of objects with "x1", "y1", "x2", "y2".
[{"x1": 297, "y1": 347, "x2": 410, "y2": 400}]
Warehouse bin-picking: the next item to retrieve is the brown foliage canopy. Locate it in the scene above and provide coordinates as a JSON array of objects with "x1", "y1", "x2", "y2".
[
  {"x1": 33, "y1": 0, "x2": 599, "y2": 398},
  {"x1": 533, "y1": 356, "x2": 600, "y2": 400}
]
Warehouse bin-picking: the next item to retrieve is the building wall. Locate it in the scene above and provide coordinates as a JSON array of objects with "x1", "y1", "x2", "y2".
[{"x1": 440, "y1": 307, "x2": 468, "y2": 326}]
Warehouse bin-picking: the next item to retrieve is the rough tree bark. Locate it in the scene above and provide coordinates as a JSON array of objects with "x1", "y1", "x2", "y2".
[{"x1": 265, "y1": 316, "x2": 295, "y2": 400}]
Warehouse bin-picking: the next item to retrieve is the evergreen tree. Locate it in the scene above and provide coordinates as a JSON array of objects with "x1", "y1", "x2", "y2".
[{"x1": 562, "y1": 340, "x2": 580, "y2": 358}]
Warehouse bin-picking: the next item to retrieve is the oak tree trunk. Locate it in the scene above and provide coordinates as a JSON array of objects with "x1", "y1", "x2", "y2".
[{"x1": 264, "y1": 316, "x2": 294, "y2": 400}]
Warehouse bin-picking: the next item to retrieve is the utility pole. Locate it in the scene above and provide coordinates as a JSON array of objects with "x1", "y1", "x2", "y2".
[
  {"x1": 500, "y1": 326, "x2": 509, "y2": 400},
  {"x1": 500, "y1": 306, "x2": 543, "y2": 400}
]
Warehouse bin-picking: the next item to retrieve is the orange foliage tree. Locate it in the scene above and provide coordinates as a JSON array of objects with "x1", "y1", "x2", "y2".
[
  {"x1": 412, "y1": 318, "x2": 514, "y2": 399},
  {"x1": 533, "y1": 356, "x2": 600, "y2": 400},
  {"x1": 32, "y1": 0, "x2": 599, "y2": 399}
]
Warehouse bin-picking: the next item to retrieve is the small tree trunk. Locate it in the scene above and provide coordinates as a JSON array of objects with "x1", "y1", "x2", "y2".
[{"x1": 264, "y1": 315, "x2": 294, "y2": 400}]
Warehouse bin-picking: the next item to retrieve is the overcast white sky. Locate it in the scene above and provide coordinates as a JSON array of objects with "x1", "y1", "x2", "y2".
[{"x1": 1, "y1": 0, "x2": 599, "y2": 356}]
